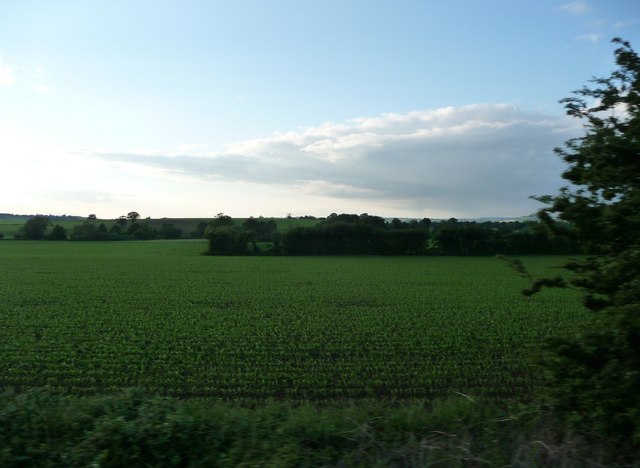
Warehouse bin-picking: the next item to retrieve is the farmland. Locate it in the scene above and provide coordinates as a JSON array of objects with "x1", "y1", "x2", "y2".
[{"x1": 0, "y1": 240, "x2": 586, "y2": 400}]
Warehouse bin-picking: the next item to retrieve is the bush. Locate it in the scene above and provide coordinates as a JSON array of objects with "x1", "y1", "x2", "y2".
[
  {"x1": 541, "y1": 304, "x2": 640, "y2": 446},
  {"x1": 1, "y1": 390, "x2": 637, "y2": 466},
  {"x1": 49, "y1": 224, "x2": 68, "y2": 240}
]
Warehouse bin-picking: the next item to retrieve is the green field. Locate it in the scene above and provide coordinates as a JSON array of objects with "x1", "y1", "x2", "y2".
[
  {"x1": 0, "y1": 219, "x2": 82, "y2": 239},
  {"x1": 0, "y1": 220, "x2": 27, "y2": 238},
  {"x1": 0, "y1": 241, "x2": 586, "y2": 400}
]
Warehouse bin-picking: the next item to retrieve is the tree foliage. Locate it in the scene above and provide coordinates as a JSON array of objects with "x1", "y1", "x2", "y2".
[
  {"x1": 205, "y1": 224, "x2": 248, "y2": 255},
  {"x1": 190, "y1": 221, "x2": 208, "y2": 238},
  {"x1": 158, "y1": 223, "x2": 183, "y2": 239},
  {"x1": 536, "y1": 38, "x2": 640, "y2": 311},
  {"x1": 280, "y1": 215, "x2": 574, "y2": 256},
  {"x1": 71, "y1": 221, "x2": 110, "y2": 241},
  {"x1": 48, "y1": 224, "x2": 68, "y2": 241},
  {"x1": 16, "y1": 216, "x2": 50, "y2": 240},
  {"x1": 533, "y1": 38, "x2": 640, "y2": 446}
]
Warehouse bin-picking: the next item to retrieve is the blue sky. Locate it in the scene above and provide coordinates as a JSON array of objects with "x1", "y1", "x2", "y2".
[{"x1": 1, "y1": 0, "x2": 638, "y2": 219}]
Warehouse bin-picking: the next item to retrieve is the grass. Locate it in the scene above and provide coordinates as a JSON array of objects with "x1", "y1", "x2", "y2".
[{"x1": 3, "y1": 388, "x2": 632, "y2": 467}]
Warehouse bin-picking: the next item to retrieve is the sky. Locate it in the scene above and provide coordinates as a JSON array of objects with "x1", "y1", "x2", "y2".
[{"x1": 1, "y1": 0, "x2": 639, "y2": 219}]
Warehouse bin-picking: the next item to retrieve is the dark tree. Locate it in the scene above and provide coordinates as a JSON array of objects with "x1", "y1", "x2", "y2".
[
  {"x1": 535, "y1": 40, "x2": 640, "y2": 311},
  {"x1": 127, "y1": 221, "x2": 157, "y2": 240},
  {"x1": 531, "y1": 38, "x2": 640, "y2": 446},
  {"x1": 71, "y1": 221, "x2": 108, "y2": 240},
  {"x1": 434, "y1": 222, "x2": 497, "y2": 255},
  {"x1": 127, "y1": 211, "x2": 141, "y2": 222},
  {"x1": 243, "y1": 217, "x2": 277, "y2": 252},
  {"x1": 418, "y1": 218, "x2": 432, "y2": 229},
  {"x1": 158, "y1": 223, "x2": 183, "y2": 239},
  {"x1": 209, "y1": 213, "x2": 234, "y2": 228},
  {"x1": 190, "y1": 221, "x2": 208, "y2": 238},
  {"x1": 87, "y1": 214, "x2": 97, "y2": 220},
  {"x1": 49, "y1": 224, "x2": 68, "y2": 240},
  {"x1": 206, "y1": 224, "x2": 248, "y2": 255},
  {"x1": 204, "y1": 215, "x2": 246, "y2": 254},
  {"x1": 390, "y1": 218, "x2": 404, "y2": 229},
  {"x1": 359, "y1": 213, "x2": 386, "y2": 228},
  {"x1": 109, "y1": 223, "x2": 124, "y2": 237},
  {"x1": 325, "y1": 213, "x2": 360, "y2": 225},
  {"x1": 17, "y1": 216, "x2": 50, "y2": 240}
]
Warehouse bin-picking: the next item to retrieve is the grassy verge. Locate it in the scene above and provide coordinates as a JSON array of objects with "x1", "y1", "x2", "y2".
[{"x1": 4, "y1": 389, "x2": 634, "y2": 467}]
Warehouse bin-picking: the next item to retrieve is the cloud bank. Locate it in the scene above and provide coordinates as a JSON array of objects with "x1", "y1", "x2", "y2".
[{"x1": 93, "y1": 104, "x2": 578, "y2": 217}]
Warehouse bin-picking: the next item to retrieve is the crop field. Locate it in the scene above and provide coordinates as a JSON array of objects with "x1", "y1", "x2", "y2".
[
  {"x1": 0, "y1": 219, "x2": 82, "y2": 239},
  {"x1": 0, "y1": 220, "x2": 26, "y2": 239},
  {"x1": 0, "y1": 241, "x2": 586, "y2": 400}
]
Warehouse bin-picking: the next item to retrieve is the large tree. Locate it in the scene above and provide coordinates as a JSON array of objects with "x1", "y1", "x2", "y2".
[
  {"x1": 17, "y1": 216, "x2": 50, "y2": 240},
  {"x1": 48, "y1": 224, "x2": 68, "y2": 240},
  {"x1": 533, "y1": 38, "x2": 640, "y2": 447},
  {"x1": 535, "y1": 38, "x2": 640, "y2": 311}
]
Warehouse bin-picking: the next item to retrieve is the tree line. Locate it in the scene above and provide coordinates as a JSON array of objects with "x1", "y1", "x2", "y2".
[
  {"x1": 8, "y1": 210, "x2": 577, "y2": 256},
  {"x1": 204, "y1": 212, "x2": 578, "y2": 256},
  {"x1": 11, "y1": 212, "x2": 208, "y2": 241}
]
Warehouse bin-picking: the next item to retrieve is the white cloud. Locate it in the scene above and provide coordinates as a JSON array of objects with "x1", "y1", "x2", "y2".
[
  {"x1": 91, "y1": 104, "x2": 579, "y2": 217},
  {"x1": 0, "y1": 57, "x2": 16, "y2": 86},
  {"x1": 577, "y1": 33, "x2": 601, "y2": 43},
  {"x1": 32, "y1": 84, "x2": 50, "y2": 94},
  {"x1": 614, "y1": 20, "x2": 637, "y2": 30},
  {"x1": 558, "y1": 0, "x2": 590, "y2": 14}
]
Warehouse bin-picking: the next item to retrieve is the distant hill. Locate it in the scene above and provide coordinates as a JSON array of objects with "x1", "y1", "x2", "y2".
[
  {"x1": 0, "y1": 213, "x2": 539, "y2": 223},
  {"x1": 461, "y1": 215, "x2": 538, "y2": 223},
  {"x1": 388, "y1": 215, "x2": 538, "y2": 223},
  {"x1": 0, "y1": 213, "x2": 84, "y2": 221}
]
